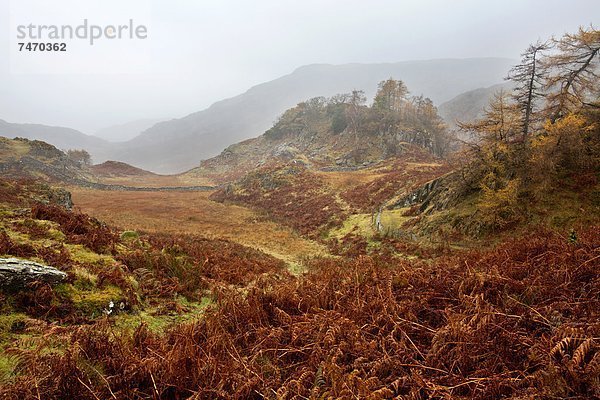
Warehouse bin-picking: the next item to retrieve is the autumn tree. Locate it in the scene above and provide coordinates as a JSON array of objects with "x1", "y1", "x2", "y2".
[
  {"x1": 411, "y1": 96, "x2": 452, "y2": 157},
  {"x1": 459, "y1": 91, "x2": 521, "y2": 145},
  {"x1": 457, "y1": 91, "x2": 524, "y2": 227},
  {"x1": 346, "y1": 89, "x2": 366, "y2": 137},
  {"x1": 373, "y1": 78, "x2": 409, "y2": 113},
  {"x1": 543, "y1": 26, "x2": 600, "y2": 121},
  {"x1": 457, "y1": 27, "x2": 600, "y2": 229},
  {"x1": 302, "y1": 96, "x2": 327, "y2": 132}
]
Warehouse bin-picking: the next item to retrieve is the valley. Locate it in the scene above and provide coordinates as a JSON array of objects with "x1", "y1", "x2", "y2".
[
  {"x1": 70, "y1": 188, "x2": 328, "y2": 268},
  {"x1": 0, "y1": 25, "x2": 599, "y2": 400}
]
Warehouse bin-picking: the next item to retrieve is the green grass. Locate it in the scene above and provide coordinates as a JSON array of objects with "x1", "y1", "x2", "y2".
[
  {"x1": 120, "y1": 230, "x2": 140, "y2": 241},
  {"x1": 114, "y1": 296, "x2": 213, "y2": 334},
  {"x1": 65, "y1": 244, "x2": 115, "y2": 266},
  {"x1": 329, "y1": 208, "x2": 412, "y2": 239},
  {"x1": 0, "y1": 354, "x2": 18, "y2": 384},
  {"x1": 0, "y1": 313, "x2": 29, "y2": 384},
  {"x1": 55, "y1": 283, "x2": 124, "y2": 317}
]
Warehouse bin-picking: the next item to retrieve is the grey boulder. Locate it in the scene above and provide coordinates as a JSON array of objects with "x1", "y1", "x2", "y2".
[{"x1": 0, "y1": 258, "x2": 68, "y2": 290}]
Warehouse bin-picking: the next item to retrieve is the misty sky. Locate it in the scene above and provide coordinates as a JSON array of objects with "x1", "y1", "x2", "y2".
[{"x1": 0, "y1": 0, "x2": 598, "y2": 134}]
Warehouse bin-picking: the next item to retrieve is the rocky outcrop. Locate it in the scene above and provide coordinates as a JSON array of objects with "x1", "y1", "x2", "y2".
[
  {"x1": 0, "y1": 258, "x2": 68, "y2": 291},
  {"x1": 46, "y1": 188, "x2": 73, "y2": 210},
  {"x1": 392, "y1": 172, "x2": 460, "y2": 213}
]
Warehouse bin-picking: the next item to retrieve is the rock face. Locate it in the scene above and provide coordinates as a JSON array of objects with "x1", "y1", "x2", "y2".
[
  {"x1": 47, "y1": 188, "x2": 73, "y2": 210},
  {"x1": 0, "y1": 258, "x2": 68, "y2": 290},
  {"x1": 393, "y1": 172, "x2": 460, "y2": 213}
]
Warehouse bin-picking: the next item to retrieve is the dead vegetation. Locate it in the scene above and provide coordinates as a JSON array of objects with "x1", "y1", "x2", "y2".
[
  {"x1": 1, "y1": 219, "x2": 598, "y2": 399},
  {"x1": 211, "y1": 163, "x2": 347, "y2": 238},
  {"x1": 70, "y1": 188, "x2": 328, "y2": 265}
]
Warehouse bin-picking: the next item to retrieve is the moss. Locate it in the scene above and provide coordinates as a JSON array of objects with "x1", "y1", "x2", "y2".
[
  {"x1": 114, "y1": 296, "x2": 212, "y2": 334},
  {"x1": 0, "y1": 313, "x2": 28, "y2": 345},
  {"x1": 46, "y1": 227, "x2": 66, "y2": 241},
  {"x1": 56, "y1": 283, "x2": 123, "y2": 317},
  {"x1": 4, "y1": 229, "x2": 30, "y2": 244},
  {"x1": 0, "y1": 313, "x2": 27, "y2": 333},
  {"x1": 72, "y1": 267, "x2": 98, "y2": 291},
  {"x1": 286, "y1": 261, "x2": 307, "y2": 275},
  {"x1": 329, "y1": 213, "x2": 374, "y2": 238},
  {"x1": 12, "y1": 219, "x2": 65, "y2": 241},
  {"x1": 120, "y1": 230, "x2": 139, "y2": 241},
  {"x1": 65, "y1": 244, "x2": 115, "y2": 266},
  {"x1": 126, "y1": 275, "x2": 140, "y2": 291},
  {"x1": 0, "y1": 354, "x2": 18, "y2": 384},
  {"x1": 330, "y1": 208, "x2": 412, "y2": 239}
]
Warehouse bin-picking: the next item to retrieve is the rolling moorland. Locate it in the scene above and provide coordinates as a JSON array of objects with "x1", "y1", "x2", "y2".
[{"x1": 0, "y1": 28, "x2": 599, "y2": 399}]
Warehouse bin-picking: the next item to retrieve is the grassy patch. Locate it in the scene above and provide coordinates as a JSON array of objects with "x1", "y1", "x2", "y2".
[
  {"x1": 55, "y1": 283, "x2": 123, "y2": 317},
  {"x1": 65, "y1": 244, "x2": 115, "y2": 266},
  {"x1": 0, "y1": 354, "x2": 18, "y2": 384},
  {"x1": 114, "y1": 296, "x2": 213, "y2": 334},
  {"x1": 330, "y1": 208, "x2": 412, "y2": 239}
]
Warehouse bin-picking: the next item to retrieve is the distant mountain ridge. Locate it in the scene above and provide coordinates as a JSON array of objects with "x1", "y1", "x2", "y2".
[{"x1": 110, "y1": 58, "x2": 515, "y2": 173}]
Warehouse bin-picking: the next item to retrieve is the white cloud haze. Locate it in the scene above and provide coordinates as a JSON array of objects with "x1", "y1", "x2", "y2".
[{"x1": 0, "y1": 0, "x2": 598, "y2": 133}]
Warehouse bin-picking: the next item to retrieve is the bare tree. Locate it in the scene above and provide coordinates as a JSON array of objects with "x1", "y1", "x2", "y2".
[
  {"x1": 507, "y1": 40, "x2": 551, "y2": 139},
  {"x1": 66, "y1": 149, "x2": 92, "y2": 166}
]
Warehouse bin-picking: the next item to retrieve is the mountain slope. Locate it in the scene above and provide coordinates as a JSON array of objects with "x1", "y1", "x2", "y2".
[
  {"x1": 93, "y1": 118, "x2": 166, "y2": 142},
  {"x1": 111, "y1": 58, "x2": 515, "y2": 173},
  {"x1": 438, "y1": 82, "x2": 514, "y2": 127},
  {"x1": 91, "y1": 161, "x2": 157, "y2": 178}
]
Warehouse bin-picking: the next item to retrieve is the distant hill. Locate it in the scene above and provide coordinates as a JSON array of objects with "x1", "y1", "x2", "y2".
[
  {"x1": 109, "y1": 58, "x2": 515, "y2": 173},
  {"x1": 93, "y1": 119, "x2": 166, "y2": 142},
  {"x1": 184, "y1": 79, "x2": 451, "y2": 184},
  {"x1": 0, "y1": 136, "x2": 95, "y2": 183},
  {"x1": 0, "y1": 119, "x2": 112, "y2": 163},
  {"x1": 91, "y1": 161, "x2": 156, "y2": 177},
  {"x1": 438, "y1": 82, "x2": 514, "y2": 127},
  {"x1": 0, "y1": 137, "x2": 163, "y2": 187}
]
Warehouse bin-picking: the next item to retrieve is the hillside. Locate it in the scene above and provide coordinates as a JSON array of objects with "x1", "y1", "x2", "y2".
[
  {"x1": 93, "y1": 119, "x2": 166, "y2": 143},
  {"x1": 0, "y1": 137, "x2": 182, "y2": 189},
  {"x1": 438, "y1": 82, "x2": 514, "y2": 127},
  {"x1": 185, "y1": 79, "x2": 452, "y2": 184},
  {"x1": 0, "y1": 137, "x2": 95, "y2": 184},
  {"x1": 91, "y1": 161, "x2": 157, "y2": 178},
  {"x1": 0, "y1": 120, "x2": 112, "y2": 163},
  {"x1": 1, "y1": 164, "x2": 599, "y2": 400},
  {"x1": 210, "y1": 150, "x2": 451, "y2": 239},
  {"x1": 109, "y1": 58, "x2": 514, "y2": 173}
]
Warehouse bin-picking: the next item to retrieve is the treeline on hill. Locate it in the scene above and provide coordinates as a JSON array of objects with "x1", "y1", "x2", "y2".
[
  {"x1": 456, "y1": 27, "x2": 600, "y2": 230},
  {"x1": 265, "y1": 79, "x2": 452, "y2": 157}
]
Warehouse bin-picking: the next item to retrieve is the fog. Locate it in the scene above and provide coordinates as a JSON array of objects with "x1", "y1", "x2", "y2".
[{"x1": 0, "y1": 0, "x2": 598, "y2": 134}]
